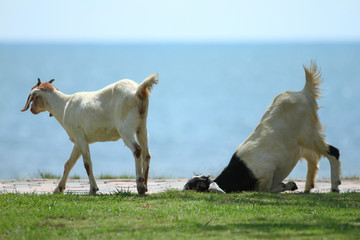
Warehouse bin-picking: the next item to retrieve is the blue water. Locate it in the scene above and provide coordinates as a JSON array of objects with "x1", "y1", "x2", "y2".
[{"x1": 0, "y1": 43, "x2": 359, "y2": 180}]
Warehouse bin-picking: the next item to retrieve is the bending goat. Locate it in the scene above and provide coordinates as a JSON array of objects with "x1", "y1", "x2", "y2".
[
  {"x1": 21, "y1": 74, "x2": 158, "y2": 195},
  {"x1": 185, "y1": 63, "x2": 341, "y2": 193}
]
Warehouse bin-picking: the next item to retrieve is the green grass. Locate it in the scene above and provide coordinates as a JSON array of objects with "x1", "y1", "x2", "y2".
[
  {"x1": 342, "y1": 175, "x2": 360, "y2": 180},
  {"x1": 38, "y1": 171, "x2": 80, "y2": 180},
  {"x1": 98, "y1": 173, "x2": 135, "y2": 179},
  {"x1": 38, "y1": 171, "x2": 60, "y2": 179},
  {"x1": 1, "y1": 191, "x2": 359, "y2": 239}
]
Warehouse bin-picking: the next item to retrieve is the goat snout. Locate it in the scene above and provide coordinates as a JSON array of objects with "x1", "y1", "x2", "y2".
[{"x1": 30, "y1": 103, "x2": 40, "y2": 114}]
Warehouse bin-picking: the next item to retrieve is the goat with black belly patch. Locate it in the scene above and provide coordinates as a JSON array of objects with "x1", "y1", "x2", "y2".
[{"x1": 185, "y1": 63, "x2": 341, "y2": 194}]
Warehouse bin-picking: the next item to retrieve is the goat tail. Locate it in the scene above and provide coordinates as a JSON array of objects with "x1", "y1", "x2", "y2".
[
  {"x1": 303, "y1": 61, "x2": 322, "y2": 99},
  {"x1": 136, "y1": 73, "x2": 159, "y2": 115}
]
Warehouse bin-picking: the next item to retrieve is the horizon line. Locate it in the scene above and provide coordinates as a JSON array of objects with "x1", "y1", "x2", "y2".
[{"x1": 1, "y1": 39, "x2": 360, "y2": 45}]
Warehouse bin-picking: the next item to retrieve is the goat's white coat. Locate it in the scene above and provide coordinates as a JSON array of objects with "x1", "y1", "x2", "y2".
[
  {"x1": 234, "y1": 63, "x2": 341, "y2": 193},
  {"x1": 22, "y1": 74, "x2": 158, "y2": 195}
]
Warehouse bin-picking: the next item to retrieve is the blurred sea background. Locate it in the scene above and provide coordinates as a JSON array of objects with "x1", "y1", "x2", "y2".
[{"x1": 0, "y1": 43, "x2": 359, "y2": 179}]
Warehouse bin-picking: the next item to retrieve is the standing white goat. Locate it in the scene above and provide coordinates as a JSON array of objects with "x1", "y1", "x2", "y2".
[
  {"x1": 184, "y1": 63, "x2": 341, "y2": 193},
  {"x1": 21, "y1": 74, "x2": 158, "y2": 195}
]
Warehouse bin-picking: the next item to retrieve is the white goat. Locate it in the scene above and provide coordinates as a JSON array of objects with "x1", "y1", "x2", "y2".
[
  {"x1": 21, "y1": 74, "x2": 158, "y2": 195},
  {"x1": 184, "y1": 63, "x2": 341, "y2": 193}
]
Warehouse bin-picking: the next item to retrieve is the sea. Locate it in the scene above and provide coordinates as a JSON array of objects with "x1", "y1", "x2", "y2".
[{"x1": 0, "y1": 43, "x2": 359, "y2": 180}]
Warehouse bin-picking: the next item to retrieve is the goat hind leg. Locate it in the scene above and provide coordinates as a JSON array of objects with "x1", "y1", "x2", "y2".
[
  {"x1": 54, "y1": 145, "x2": 81, "y2": 194},
  {"x1": 326, "y1": 145, "x2": 341, "y2": 192},
  {"x1": 136, "y1": 126, "x2": 151, "y2": 188},
  {"x1": 304, "y1": 153, "x2": 320, "y2": 193},
  {"x1": 122, "y1": 135, "x2": 147, "y2": 195}
]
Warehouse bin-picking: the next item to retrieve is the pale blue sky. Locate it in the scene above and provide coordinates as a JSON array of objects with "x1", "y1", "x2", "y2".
[{"x1": 1, "y1": 0, "x2": 360, "y2": 43}]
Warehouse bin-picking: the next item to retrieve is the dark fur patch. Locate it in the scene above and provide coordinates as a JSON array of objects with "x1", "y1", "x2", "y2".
[
  {"x1": 84, "y1": 163, "x2": 90, "y2": 176},
  {"x1": 214, "y1": 153, "x2": 258, "y2": 193},
  {"x1": 327, "y1": 145, "x2": 340, "y2": 160},
  {"x1": 183, "y1": 175, "x2": 213, "y2": 192},
  {"x1": 133, "y1": 143, "x2": 142, "y2": 158}
]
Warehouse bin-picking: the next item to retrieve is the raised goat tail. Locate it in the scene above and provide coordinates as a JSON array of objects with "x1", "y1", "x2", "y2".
[
  {"x1": 303, "y1": 61, "x2": 322, "y2": 100},
  {"x1": 136, "y1": 73, "x2": 159, "y2": 115}
]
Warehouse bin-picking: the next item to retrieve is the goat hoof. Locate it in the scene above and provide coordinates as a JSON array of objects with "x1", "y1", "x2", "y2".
[
  {"x1": 89, "y1": 187, "x2": 99, "y2": 195},
  {"x1": 54, "y1": 186, "x2": 64, "y2": 194},
  {"x1": 288, "y1": 181, "x2": 298, "y2": 191},
  {"x1": 137, "y1": 185, "x2": 147, "y2": 195},
  {"x1": 89, "y1": 191, "x2": 97, "y2": 195}
]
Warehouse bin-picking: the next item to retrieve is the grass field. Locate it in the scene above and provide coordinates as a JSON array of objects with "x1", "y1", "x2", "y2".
[{"x1": 1, "y1": 190, "x2": 359, "y2": 239}]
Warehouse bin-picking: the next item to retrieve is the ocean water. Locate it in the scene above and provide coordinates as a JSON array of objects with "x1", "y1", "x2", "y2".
[{"x1": 0, "y1": 43, "x2": 359, "y2": 180}]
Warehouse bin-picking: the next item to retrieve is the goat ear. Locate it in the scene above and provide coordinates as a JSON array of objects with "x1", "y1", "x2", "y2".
[
  {"x1": 48, "y1": 79, "x2": 55, "y2": 84},
  {"x1": 21, "y1": 89, "x2": 40, "y2": 112}
]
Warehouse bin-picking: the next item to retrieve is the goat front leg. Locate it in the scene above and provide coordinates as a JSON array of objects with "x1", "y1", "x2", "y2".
[
  {"x1": 54, "y1": 145, "x2": 81, "y2": 194},
  {"x1": 262, "y1": 170, "x2": 298, "y2": 193},
  {"x1": 326, "y1": 145, "x2": 341, "y2": 193},
  {"x1": 270, "y1": 181, "x2": 298, "y2": 193},
  {"x1": 76, "y1": 140, "x2": 99, "y2": 195}
]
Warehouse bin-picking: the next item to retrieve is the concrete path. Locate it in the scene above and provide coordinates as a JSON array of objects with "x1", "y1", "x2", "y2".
[{"x1": 0, "y1": 178, "x2": 359, "y2": 194}]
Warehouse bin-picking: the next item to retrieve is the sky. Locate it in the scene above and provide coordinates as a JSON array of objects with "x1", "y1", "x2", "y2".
[{"x1": 0, "y1": 0, "x2": 360, "y2": 43}]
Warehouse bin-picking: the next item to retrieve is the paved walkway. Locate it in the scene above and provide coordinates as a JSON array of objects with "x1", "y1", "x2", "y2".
[{"x1": 0, "y1": 178, "x2": 359, "y2": 194}]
